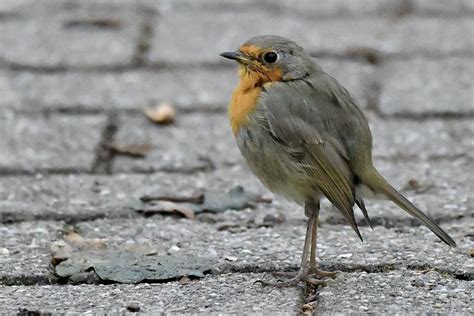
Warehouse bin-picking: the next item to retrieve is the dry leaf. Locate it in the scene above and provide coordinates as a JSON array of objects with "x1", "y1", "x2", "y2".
[
  {"x1": 407, "y1": 179, "x2": 420, "y2": 190},
  {"x1": 122, "y1": 243, "x2": 158, "y2": 256},
  {"x1": 140, "y1": 201, "x2": 195, "y2": 219},
  {"x1": 140, "y1": 191, "x2": 204, "y2": 204},
  {"x1": 144, "y1": 103, "x2": 176, "y2": 124},
  {"x1": 134, "y1": 185, "x2": 272, "y2": 219},
  {"x1": 64, "y1": 232, "x2": 107, "y2": 250},
  {"x1": 107, "y1": 143, "x2": 152, "y2": 158},
  {"x1": 403, "y1": 178, "x2": 433, "y2": 194}
]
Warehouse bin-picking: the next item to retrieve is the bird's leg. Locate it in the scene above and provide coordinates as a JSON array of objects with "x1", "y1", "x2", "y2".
[
  {"x1": 257, "y1": 202, "x2": 330, "y2": 287},
  {"x1": 307, "y1": 201, "x2": 337, "y2": 278},
  {"x1": 256, "y1": 207, "x2": 316, "y2": 287}
]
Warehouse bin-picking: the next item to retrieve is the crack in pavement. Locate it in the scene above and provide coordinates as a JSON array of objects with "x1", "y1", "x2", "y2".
[
  {"x1": 1, "y1": 261, "x2": 470, "y2": 287},
  {"x1": 1, "y1": 208, "x2": 469, "y2": 226}
]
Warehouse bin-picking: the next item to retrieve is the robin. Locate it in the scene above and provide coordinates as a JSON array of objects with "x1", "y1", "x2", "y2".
[{"x1": 220, "y1": 35, "x2": 456, "y2": 287}]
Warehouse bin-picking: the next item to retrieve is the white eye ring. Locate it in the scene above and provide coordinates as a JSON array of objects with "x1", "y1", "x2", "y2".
[{"x1": 263, "y1": 51, "x2": 279, "y2": 64}]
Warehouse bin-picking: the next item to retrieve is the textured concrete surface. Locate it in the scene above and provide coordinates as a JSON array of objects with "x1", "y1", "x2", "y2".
[
  {"x1": 0, "y1": 274, "x2": 301, "y2": 314},
  {"x1": 2, "y1": 217, "x2": 471, "y2": 280},
  {"x1": 378, "y1": 57, "x2": 474, "y2": 116},
  {"x1": 315, "y1": 270, "x2": 473, "y2": 314},
  {"x1": 0, "y1": 113, "x2": 105, "y2": 172},
  {"x1": 0, "y1": 0, "x2": 472, "y2": 314},
  {"x1": 0, "y1": 1, "x2": 145, "y2": 68}
]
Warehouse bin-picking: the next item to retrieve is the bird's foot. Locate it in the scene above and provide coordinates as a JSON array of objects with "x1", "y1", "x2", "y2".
[
  {"x1": 255, "y1": 268, "x2": 337, "y2": 287},
  {"x1": 307, "y1": 266, "x2": 338, "y2": 278},
  {"x1": 272, "y1": 267, "x2": 338, "y2": 279}
]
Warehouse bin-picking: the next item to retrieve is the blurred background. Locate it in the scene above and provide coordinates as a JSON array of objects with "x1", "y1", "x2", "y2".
[
  {"x1": 0, "y1": 0, "x2": 472, "y2": 313},
  {"x1": 0, "y1": 0, "x2": 472, "y2": 218}
]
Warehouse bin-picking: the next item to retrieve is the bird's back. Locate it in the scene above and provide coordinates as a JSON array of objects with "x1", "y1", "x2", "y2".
[{"x1": 234, "y1": 70, "x2": 372, "y2": 205}]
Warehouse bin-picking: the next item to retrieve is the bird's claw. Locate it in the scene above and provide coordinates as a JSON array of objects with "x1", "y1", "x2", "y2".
[{"x1": 255, "y1": 269, "x2": 338, "y2": 287}]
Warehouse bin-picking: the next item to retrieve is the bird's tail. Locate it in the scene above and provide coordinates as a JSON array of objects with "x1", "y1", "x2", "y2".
[{"x1": 359, "y1": 167, "x2": 457, "y2": 247}]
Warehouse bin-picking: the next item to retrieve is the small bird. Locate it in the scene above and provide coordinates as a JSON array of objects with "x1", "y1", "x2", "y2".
[{"x1": 220, "y1": 35, "x2": 456, "y2": 287}]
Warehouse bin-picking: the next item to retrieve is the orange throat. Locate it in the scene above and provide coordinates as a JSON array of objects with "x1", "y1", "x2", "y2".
[{"x1": 228, "y1": 66, "x2": 282, "y2": 134}]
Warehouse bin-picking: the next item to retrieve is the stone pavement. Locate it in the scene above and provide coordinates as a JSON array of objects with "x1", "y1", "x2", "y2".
[{"x1": 0, "y1": 0, "x2": 473, "y2": 314}]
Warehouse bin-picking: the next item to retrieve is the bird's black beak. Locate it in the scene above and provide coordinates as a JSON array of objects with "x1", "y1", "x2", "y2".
[{"x1": 220, "y1": 51, "x2": 251, "y2": 64}]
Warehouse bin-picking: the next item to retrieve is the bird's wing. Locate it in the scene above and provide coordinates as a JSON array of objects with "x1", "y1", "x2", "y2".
[{"x1": 258, "y1": 78, "x2": 365, "y2": 239}]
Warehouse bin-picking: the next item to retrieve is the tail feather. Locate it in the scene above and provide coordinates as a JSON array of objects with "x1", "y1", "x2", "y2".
[
  {"x1": 355, "y1": 198, "x2": 373, "y2": 229},
  {"x1": 360, "y1": 168, "x2": 457, "y2": 247}
]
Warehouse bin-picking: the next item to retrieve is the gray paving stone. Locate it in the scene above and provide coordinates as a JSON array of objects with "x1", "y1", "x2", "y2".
[
  {"x1": 378, "y1": 57, "x2": 474, "y2": 116},
  {"x1": 0, "y1": 71, "x2": 19, "y2": 108},
  {"x1": 0, "y1": 0, "x2": 22, "y2": 13},
  {"x1": 152, "y1": 0, "x2": 406, "y2": 17},
  {"x1": 112, "y1": 113, "x2": 236, "y2": 173},
  {"x1": 390, "y1": 17, "x2": 473, "y2": 56},
  {"x1": 370, "y1": 118, "x2": 474, "y2": 160},
  {"x1": 150, "y1": 13, "x2": 472, "y2": 64},
  {"x1": 0, "y1": 274, "x2": 301, "y2": 314},
  {"x1": 0, "y1": 68, "x2": 236, "y2": 112},
  {"x1": 0, "y1": 167, "x2": 268, "y2": 223},
  {"x1": 316, "y1": 270, "x2": 472, "y2": 314},
  {"x1": 1, "y1": 217, "x2": 471, "y2": 279},
  {"x1": 0, "y1": 1, "x2": 145, "y2": 68},
  {"x1": 0, "y1": 221, "x2": 61, "y2": 276},
  {"x1": 412, "y1": 0, "x2": 474, "y2": 14},
  {"x1": 0, "y1": 113, "x2": 105, "y2": 172},
  {"x1": 270, "y1": 0, "x2": 408, "y2": 17},
  {"x1": 0, "y1": 58, "x2": 373, "y2": 112}
]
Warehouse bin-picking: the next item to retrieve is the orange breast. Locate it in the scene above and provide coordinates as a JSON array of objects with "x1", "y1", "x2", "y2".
[
  {"x1": 229, "y1": 75, "x2": 261, "y2": 134},
  {"x1": 229, "y1": 67, "x2": 282, "y2": 134}
]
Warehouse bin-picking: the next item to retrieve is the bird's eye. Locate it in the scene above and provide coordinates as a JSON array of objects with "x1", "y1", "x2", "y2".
[{"x1": 263, "y1": 51, "x2": 279, "y2": 64}]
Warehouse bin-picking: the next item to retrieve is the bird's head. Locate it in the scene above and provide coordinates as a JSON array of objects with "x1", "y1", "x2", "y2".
[{"x1": 220, "y1": 35, "x2": 316, "y2": 83}]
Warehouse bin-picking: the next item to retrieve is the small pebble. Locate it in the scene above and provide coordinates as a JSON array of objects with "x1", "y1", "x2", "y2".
[
  {"x1": 225, "y1": 256, "x2": 238, "y2": 262},
  {"x1": 168, "y1": 245, "x2": 180, "y2": 253},
  {"x1": 144, "y1": 103, "x2": 176, "y2": 124},
  {"x1": 127, "y1": 303, "x2": 140, "y2": 312},
  {"x1": 411, "y1": 279, "x2": 425, "y2": 287},
  {"x1": 438, "y1": 293, "x2": 448, "y2": 301},
  {"x1": 337, "y1": 253, "x2": 352, "y2": 258},
  {"x1": 0, "y1": 248, "x2": 10, "y2": 255}
]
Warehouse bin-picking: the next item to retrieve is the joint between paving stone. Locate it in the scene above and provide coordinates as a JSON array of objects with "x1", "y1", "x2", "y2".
[
  {"x1": 0, "y1": 274, "x2": 51, "y2": 286},
  {"x1": 323, "y1": 214, "x2": 470, "y2": 229},
  {"x1": 91, "y1": 112, "x2": 119, "y2": 174},
  {"x1": 0, "y1": 167, "x2": 92, "y2": 177},
  {"x1": 375, "y1": 154, "x2": 474, "y2": 163},
  {"x1": 365, "y1": 80, "x2": 383, "y2": 115},
  {"x1": 382, "y1": 111, "x2": 474, "y2": 120},
  {"x1": 2, "y1": 52, "x2": 471, "y2": 74},
  {"x1": 131, "y1": 7, "x2": 157, "y2": 66}
]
